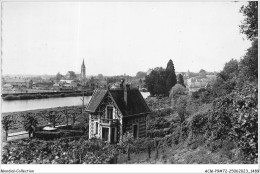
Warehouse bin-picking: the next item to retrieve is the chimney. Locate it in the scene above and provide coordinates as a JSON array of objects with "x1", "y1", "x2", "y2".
[{"x1": 124, "y1": 83, "x2": 130, "y2": 106}]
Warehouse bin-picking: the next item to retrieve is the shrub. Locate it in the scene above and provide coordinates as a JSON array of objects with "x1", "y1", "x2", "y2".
[
  {"x1": 2, "y1": 137, "x2": 117, "y2": 164},
  {"x1": 34, "y1": 131, "x2": 62, "y2": 140},
  {"x1": 189, "y1": 111, "x2": 209, "y2": 135},
  {"x1": 61, "y1": 130, "x2": 84, "y2": 137},
  {"x1": 147, "y1": 116, "x2": 171, "y2": 131},
  {"x1": 169, "y1": 84, "x2": 187, "y2": 99},
  {"x1": 207, "y1": 83, "x2": 258, "y2": 163}
]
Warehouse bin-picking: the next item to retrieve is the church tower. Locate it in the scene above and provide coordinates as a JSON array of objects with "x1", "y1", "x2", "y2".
[{"x1": 81, "y1": 59, "x2": 86, "y2": 83}]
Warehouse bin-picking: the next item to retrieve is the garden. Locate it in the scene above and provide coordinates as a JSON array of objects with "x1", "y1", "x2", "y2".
[{"x1": 2, "y1": 106, "x2": 88, "y2": 141}]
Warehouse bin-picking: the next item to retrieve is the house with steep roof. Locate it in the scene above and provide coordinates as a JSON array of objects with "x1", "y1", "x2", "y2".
[{"x1": 86, "y1": 83, "x2": 151, "y2": 143}]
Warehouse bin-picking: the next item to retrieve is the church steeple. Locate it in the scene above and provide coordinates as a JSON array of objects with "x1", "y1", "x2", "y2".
[
  {"x1": 81, "y1": 59, "x2": 86, "y2": 83},
  {"x1": 81, "y1": 59, "x2": 85, "y2": 69}
]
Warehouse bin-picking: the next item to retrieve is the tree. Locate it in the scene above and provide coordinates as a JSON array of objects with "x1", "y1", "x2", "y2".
[
  {"x1": 2, "y1": 115, "x2": 18, "y2": 141},
  {"x1": 211, "y1": 59, "x2": 239, "y2": 97},
  {"x1": 177, "y1": 74, "x2": 186, "y2": 87},
  {"x1": 212, "y1": 75, "x2": 236, "y2": 97},
  {"x1": 166, "y1": 71, "x2": 177, "y2": 95},
  {"x1": 56, "y1": 72, "x2": 63, "y2": 81},
  {"x1": 145, "y1": 60, "x2": 177, "y2": 96},
  {"x1": 199, "y1": 69, "x2": 207, "y2": 78},
  {"x1": 68, "y1": 107, "x2": 81, "y2": 125},
  {"x1": 145, "y1": 67, "x2": 167, "y2": 96},
  {"x1": 45, "y1": 110, "x2": 63, "y2": 128},
  {"x1": 239, "y1": 39, "x2": 258, "y2": 82},
  {"x1": 67, "y1": 71, "x2": 77, "y2": 80},
  {"x1": 22, "y1": 113, "x2": 38, "y2": 138},
  {"x1": 97, "y1": 74, "x2": 104, "y2": 80},
  {"x1": 136, "y1": 71, "x2": 146, "y2": 79},
  {"x1": 165, "y1": 60, "x2": 177, "y2": 93},
  {"x1": 240, "y1": 1, "x2": 258, "y2": 41},
  {"x1": 199, "y1": 69, "x2": 206, "y2": 73},
  {"x1": 176, "y1": 96, "x2": 188, "y2": 142},
  {"x1": 222, "y1": 59, "x2": 239, "y2": 80},
  {"x1": 166, "y1": 59, "x2": 175, "y2": 72}
]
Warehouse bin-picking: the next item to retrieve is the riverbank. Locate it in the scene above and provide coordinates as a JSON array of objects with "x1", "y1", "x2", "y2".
[{"x1": 2, "y1": 90, "x2": 93, "y2": 101}]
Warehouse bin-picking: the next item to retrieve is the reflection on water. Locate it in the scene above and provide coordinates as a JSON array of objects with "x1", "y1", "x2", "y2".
[{"x1": 1, "y1": 92, "x2": 150, "y2": 113}]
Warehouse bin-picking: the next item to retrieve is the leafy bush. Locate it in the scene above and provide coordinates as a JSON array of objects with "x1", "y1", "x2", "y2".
[
  {"x1": 34, "y1": 131, "x2": 61, "y2": 140},
  {"x1": 208, "y1": 83, "x2": 258, "y2": 163},
  {"x1": 169, "y1": 84, "x2": 187, "y2": 99},
  {"x1": 189, "y1": 111, "x2": 209, "y2": 135},
  {"x1": 148, "y1": 116, "x2": 171, "y2": 130},
  {"x1": 2, "y1": 137, "x2": 117, "y2": 164}
]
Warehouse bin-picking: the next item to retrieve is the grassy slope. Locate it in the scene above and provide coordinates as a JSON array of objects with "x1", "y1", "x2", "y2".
[
  {"x1": 117, "y1": 97, "x2": 244, "y2": 164},
  {"x1": 118, "y1": 142, "x2": 243, "y2": 164}
]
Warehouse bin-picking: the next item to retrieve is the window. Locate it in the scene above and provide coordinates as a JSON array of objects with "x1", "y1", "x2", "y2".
[
  {"x1": 133, "y1": 124, "x2": 138, "y2": 139},
  {"x1": 102, "y1": 127, "x2": 109, "y2": 141},
  {"x1": 111, "y1": 128, "x2": 117, "y2": 143},
  {"x1": 107, "y1": 106, "x2": 113, "y2": 119},
  {"x1": 95, "y1": 122, "x2": 98, "y2": 134}
]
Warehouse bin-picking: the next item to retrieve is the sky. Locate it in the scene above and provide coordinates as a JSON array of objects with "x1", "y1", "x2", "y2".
[{"x1": 1, "y1": 1, "x2": 252, "y2": 76}]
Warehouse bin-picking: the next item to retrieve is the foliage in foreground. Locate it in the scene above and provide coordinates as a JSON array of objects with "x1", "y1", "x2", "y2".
[{"x1": 2, "y1": 137, "x2": 117, "y2": 164}]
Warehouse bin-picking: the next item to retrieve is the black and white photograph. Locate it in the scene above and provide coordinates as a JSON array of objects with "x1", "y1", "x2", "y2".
[{"x1": 0, "y1": 0, "x2": 258, "y2": 173}]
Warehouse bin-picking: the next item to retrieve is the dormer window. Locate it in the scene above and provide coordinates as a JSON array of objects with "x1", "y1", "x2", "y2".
[{"x1": 107, "y1": 106, "x2": 113, "y2": 119}]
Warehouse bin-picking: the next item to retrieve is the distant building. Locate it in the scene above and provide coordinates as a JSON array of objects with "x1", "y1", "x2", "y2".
[
  {"x1": 27, "y1": 80, "x2": 33, "y2": 89},
  {"x1": 3, "y1": 83, "x2": 13, "y2": 90},
  {"x1": 60, "y1": 79, "x2": 74, "y2": 84},
  {"x1": 53, "y1": 83, "x2": 60, "y2": 90},
  {"x1": 86, "y1": 83, "x2": 151, "y2": 143},
  {"x1": 81, "y1": 59, "x2": 86, "y2": 84},
  {"x1": 33, "y1": 82, "x2": 54, "y2": 90},
  {"x1": 3, "y1": 79, "x2": 27, "y2": 87},
  {"x1": 187, "y1": 75, "x2": 216, "y2": 93}
]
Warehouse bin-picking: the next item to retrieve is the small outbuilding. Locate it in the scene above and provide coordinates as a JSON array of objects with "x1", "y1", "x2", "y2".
[{"x1": 86, "y1": 83, "x2": 151, "y2": 143}]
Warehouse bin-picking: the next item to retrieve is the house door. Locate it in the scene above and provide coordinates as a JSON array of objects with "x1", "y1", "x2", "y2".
[
  {"x1": 102, "y1": 127, "x2": 109, "y2": 141},
  {"x1": 133, "y1": 124, "x2": 138, "y2": 139},
  {"x1": 111, "y1": 127, "x2": 117, "y2": 143}
]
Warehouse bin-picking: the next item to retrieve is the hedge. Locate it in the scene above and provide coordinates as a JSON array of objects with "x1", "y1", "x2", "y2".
[{"x1": 34, "y1": 130, "x2": 84, "y2": 140}]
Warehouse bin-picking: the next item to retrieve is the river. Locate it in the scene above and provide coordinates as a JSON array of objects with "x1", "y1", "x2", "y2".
[{"x1": 1, "y1": 92, "x2": 150, "y2": 113}]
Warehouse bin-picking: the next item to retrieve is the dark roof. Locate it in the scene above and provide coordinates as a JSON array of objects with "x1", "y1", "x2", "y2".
[
  {"x1": 86, "y1": 89, "x2": 107, "y2": 112},
  {"x1": 86, "y1": 88, "x2": 151, "y2": 117}
]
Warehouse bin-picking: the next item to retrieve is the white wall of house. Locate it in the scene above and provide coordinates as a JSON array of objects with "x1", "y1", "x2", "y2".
[{"x1": 89, "y1": 104, "x2": 122, "y2": 143}]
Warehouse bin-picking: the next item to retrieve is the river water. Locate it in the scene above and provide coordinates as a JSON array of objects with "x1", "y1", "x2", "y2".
[{"x1": 1, "y1": 92, "x2": 150, "y2": 113}]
